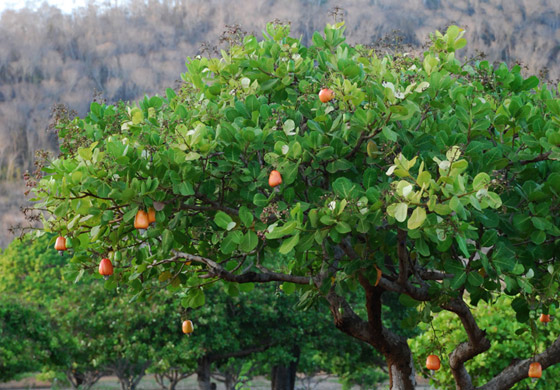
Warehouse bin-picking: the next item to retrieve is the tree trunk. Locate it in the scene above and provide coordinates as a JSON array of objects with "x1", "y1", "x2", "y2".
[
  {"x1": 224, "y1": 372, "x2": 234, "y2": 390},
  {"x1": 197, "y1": 356, "x2": 212, "y2": 390},
  {"x1": 119, "y1": 377, "x2": 131, "y2": 390},
  {"x1": 385, "y1": 343, "x2": 416, "y2": 390},
  {"x1": 270, "y1": 346, "x2": 299, "y2": 390},
  {"x1": 112, "y1": 360, "x2": 149, "y2": 390},
  {"x1": 327, "y1": 274, "x2": 418, "y2": 390},
  {"x1": 168, "y1": 380, "x2": 178, "y2": 390}
]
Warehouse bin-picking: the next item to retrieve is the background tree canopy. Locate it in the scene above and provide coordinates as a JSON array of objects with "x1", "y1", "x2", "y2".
[
  {"x1": 27, "y1": 20, "x2": 560, "y2": 390},
  {"x1": 2, "y1": 0, "x2": 560, "y2": 246},
  {"x1": 0, "y1": 234, "x2": 388, "y2": 390}
]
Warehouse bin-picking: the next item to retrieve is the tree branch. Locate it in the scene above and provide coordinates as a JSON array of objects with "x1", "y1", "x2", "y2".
[
  {"x1": 416, "y1": 267, "x2": 454, "y2": 280},
  {"x1": 441, "y1": 296, "x2": 490, "y2": 390},
  {"x1": 507, "y1": 151, "x2": 551, "y2": 168},
  {"x1": 478, "y1": 334, "x2": 560, "y2": 389},
  {"x1": 339, "y1": 237, "x2": 430, "y2": 301},
  {"x1": 358, "y1": 274, "x2": 417, "y2": 389},
  {"x1": 397, "y1": 229, "x2": 409, "y2": 285},
  {"x1": 324, "y1": 286, "x2": 372, "y2": 344},
  {"x1": 171, "y1": 251, "x2": 311, "y2": 285}
]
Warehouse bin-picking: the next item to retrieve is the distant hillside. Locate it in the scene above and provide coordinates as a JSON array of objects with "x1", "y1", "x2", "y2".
[{"x1": 0, "y1": 0, "x2": 559, "y2": 246}]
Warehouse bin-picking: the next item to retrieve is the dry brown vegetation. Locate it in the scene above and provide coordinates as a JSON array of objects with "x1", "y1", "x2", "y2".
[{"x1": 0, "y1": 0, "x2": 559, "y2": 247}]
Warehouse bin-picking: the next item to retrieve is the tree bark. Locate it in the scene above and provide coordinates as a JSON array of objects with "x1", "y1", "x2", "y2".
[{"x1": 197, "y1": 356, "x2": 212, "y2": 390}]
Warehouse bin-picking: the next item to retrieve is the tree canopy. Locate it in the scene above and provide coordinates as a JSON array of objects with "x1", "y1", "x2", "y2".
[{"x1": 29, "y1": 22, "x2": 560, "y2": 390}]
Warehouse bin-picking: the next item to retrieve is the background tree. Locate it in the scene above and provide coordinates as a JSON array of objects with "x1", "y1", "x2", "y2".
[
  {"x1": 1, "y1": 234, "x2": 386, "y2": 390},
  {"x1": 0, "y1": 297, "x2": 55, "y2": 382},
  {"x1": 29, "y1": 21, "x2": 560, "y2": 390}
]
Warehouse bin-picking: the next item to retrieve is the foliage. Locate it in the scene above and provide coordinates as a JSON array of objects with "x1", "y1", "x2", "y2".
[
  {"x1": 3, "y1": 1, "x2": 560, "y2": 249},
  {"x1": 411, "y1": 296, "x2": 560, "y2": 389},
  {"x1": 28, "y1": 20, "x2": 560, "y2": 389},
  {"x1": 0, "y1": 234, "x2": 66, "y2": 302},
  {"x1": 0, "y1": 234, "x2": 384, "y2": 388},
  {"x1": 0, "y1": 297, "x2": 57, "y2": 382}
]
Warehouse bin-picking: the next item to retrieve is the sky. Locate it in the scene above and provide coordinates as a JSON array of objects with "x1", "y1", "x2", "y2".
[{"x1": 0, "y1": 0, "x2": 91, "y2": 14}]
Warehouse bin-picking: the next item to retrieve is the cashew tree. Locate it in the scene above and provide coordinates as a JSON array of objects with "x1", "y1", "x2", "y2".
[{"x1": 29, "y1": 22, "x2": 560, "y2": 390}]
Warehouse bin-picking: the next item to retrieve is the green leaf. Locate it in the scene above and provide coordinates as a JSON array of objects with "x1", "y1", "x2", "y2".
[
  {"x1": 455, "y1": 234, "x2": 470, "y2": 257},
  {"x1": 416, "y1": 171, "x2": 431, "y2": 187},
  {"x1": 184, "y1": 152, "x2": 201, "y2": 161},
  {"x1": 78, "y1": 147, "x2": 92, "y2": 161},
  {"x1": 335, "y1": 221, "x2": 352, "y2": 234},
  {"x1": 415, "y1": 238, "x2": 430, "y2": 256},
  {"x1": 253, "y1": 193, "x2": 268, "y2": 207},
  {"x1": 521, "y1": 76, "x2": 539, "y2": 91},
  {"x1": 239, "y1": 283, "x2": 255, "y2": 293},
  {"x1": 467, "y1": 272, "x2": 484, "y2": 287},
  {"x1": 278, "y1": 233, "x2": 300, "y2": 254},
  {"x1": 530, "y1": 230, "x2": 546, "y2": 245},
  {"x1": 123, "y1": 206, "x2": 139, "y2": 222},
  {"x1": 407, "y1": 207, "x2": 426, "y2": 230},
  {"x1": 332, "y1": 177, "x2": 358, "y2": 199},
  {"x1": 130, "y1": 107, "x2": 143, "y2": 124},
  {"x1": 394, "y1": 203, "x2": 408, "y2": 222},
  {"x1": 239, "y1": 231, "x2": 258, "y2": 253},
  {"x1": 450, "y1": 271, "x2": 467, "y2": 290},
  {"x1": 190, "y1": 289, "x2": 206, "y2": 308},
  {"x1": 511, "y1": 297, "x2": 530, "y2": 322},
  {"x1": 239, "y1": 206, "x2": 254, "y2": 228},
  {"x1": 162, "y1": 229, "x2": 174, "y2": 253},
  {"x1": 221, "y1": 231, "x2": 242, "y2": 254},
  {"x1": 481, "y1": 230, "x2": 498, "y2": 247},
  {"x1": 382, "y1": 127, "x2": 398, "y2": 142},
  {"x1": 311, "y1": 31, "x2": 325, "y2": 48},
  {"x1": 282, "y1": 162, "x2": 299, "y2": 185},
  {"x1": 266, "y1": 221, "x2": 297, "y2": 239},
  {"x1": 281, "y1": 282, "x2": 296, "y2": 294},
  {"x1": 214, "y1": 211, "x2": 233, "y2": 230},
  {"x1": 472, "y1": 172, "x2": 490, "y2": 190},
  {"x1": 399, "y1": 294, "x2": 420, "y2": 307}
]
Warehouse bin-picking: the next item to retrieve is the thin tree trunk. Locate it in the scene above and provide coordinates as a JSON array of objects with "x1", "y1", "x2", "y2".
[
  {"x1": 224, "y1": 372, "x2": 234, "y2": 390},
  {"x1": 169, "y1": 380, "x2": 178, "y2": 390},
  {"x1": 270, "y1": 346, "x2": 299, "y2": 390}
]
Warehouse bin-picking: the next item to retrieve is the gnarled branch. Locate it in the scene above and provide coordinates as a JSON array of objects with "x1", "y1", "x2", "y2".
[{"x1": 441, "y1": 296, "x2": 490, "y2": 390}]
